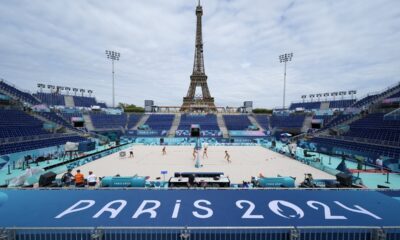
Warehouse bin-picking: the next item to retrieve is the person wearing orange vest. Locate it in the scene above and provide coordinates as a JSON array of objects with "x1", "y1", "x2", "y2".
[{"x1": 74, "y1": 169, "x2": 85, "y2": 187}]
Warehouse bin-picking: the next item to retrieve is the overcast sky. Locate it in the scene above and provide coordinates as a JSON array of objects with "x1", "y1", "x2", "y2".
[{"x1": 0, "y1": 0, "x2": 399, "y2": 108}]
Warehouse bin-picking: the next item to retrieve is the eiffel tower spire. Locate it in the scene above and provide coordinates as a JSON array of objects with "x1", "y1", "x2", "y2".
[
  {"x1": 192, "y1": 1, "x2": 205, "y2": 75},
  {"x1": 181, "y1": 1, "x2": 216, "y2": 112}
]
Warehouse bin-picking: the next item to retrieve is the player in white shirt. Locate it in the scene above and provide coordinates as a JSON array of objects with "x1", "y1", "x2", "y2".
[{"x1": 87, "y1": 171, "x2": 97, "y2": 187}]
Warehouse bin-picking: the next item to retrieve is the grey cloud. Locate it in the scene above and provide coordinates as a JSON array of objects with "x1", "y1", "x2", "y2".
[{"x1": 0, "y1": 0, "x2": 399, "y2": 108}]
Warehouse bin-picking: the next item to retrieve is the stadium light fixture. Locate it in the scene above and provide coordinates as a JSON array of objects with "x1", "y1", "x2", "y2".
[
  {"x1": 88, "y1": 90, "x2": 93, "y2": 97},
  {"x1": 331, "y1": 92, "x2": 338, "y2": 101},
  {"x1": 323, "y1": 93, "x2": 330, "y2": 101},
  {"x1": 37, "y1": 83, "x2": 45, "y2": 92},
  {"x1": 47, "y1": 85, "x2": 55, "y2": 93},
  {"x1": 57, "y1": 86, "x2": 64, "y2": 94},
  {"x1": 309, "y1": 94, "x2": 315, "y2": 102},
  {"x1": 339, "y1": 91, "x2": 347, "y2": 100},
  {"x1": 73, "y1": 88, "x2": 78, "y2": 96},
  {"x1": 80, "y1": 89, "x2": 85, "y2": 97},
  {"x1": 105, "y1": 50, "x2": 121, "y2": 108},
  {"x1": 65, "y1": 87, "x2": 71, "y2": 95},
  {"x1": 301, "y1": 95, "x2": 307, "y2": 103},
  {"x1": 316, "y1": 93, "x2": 322, "y2": 102},
  {"x1": 348, "y1": 90, "x2": 357, "y2": 100},
  {"x1": 279, "y1": 52, "x2": 293, "y2": 109}
]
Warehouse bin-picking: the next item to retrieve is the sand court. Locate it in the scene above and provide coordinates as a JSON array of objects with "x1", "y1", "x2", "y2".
[{"x1": 71, "y1": 145, "x2": 335, "y2": 185}]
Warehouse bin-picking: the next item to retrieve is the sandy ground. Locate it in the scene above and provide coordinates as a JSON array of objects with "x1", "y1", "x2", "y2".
[{"x1": 70, "y1": 145, "x2": 335, "y2": 185}]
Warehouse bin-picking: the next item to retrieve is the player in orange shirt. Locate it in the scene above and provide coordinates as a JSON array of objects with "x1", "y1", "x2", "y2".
[{"x1": 74, "y1": 169, "x2": 85, "y2": 187}]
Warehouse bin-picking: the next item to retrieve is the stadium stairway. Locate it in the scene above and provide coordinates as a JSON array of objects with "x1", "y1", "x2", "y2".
[
  {"x1": 64, "y1": 95, "x2": 75, "y2": 107},
  {"x1": 168, "y1": 113, "x2": 181, "y2": 137},
  {"x1": 318, "y1": 114, "x2": 364, "y2": 136},
  {"x1": 248, "y1": 114, "x2": 265, "y2": 131},
  {"x1": 320, "y1": 102, "x2": 330, "y2": 110},
  {"x1": 82, "y1": 114, "x2": 95, "y2": 131},
  {"x1": 124, "y1": 115, "x2": 129, "y2": 130},
  {"x1": 132, "y1": 114, "x2": 150, "y2": 130},
  {"x1": 217, "y1": 113, "x2": 229, "y2": 138},
  {"x1": 28, "y1": 112, "x2": 57, "y2": 133},
  {"x1": 30, "y1": 111, "x2": 83, "y2": 135},
  {"x1": 301, "y1": 115, "x2": 313, "y2": 132},
  {"x1": 267, "y1": 117, "x2": 272, "y2": 130}
]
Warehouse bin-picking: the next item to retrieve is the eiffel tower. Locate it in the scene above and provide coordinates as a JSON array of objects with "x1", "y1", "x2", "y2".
[{"x1": 181, "y1": 0, "x2": 216, "y2": 112}]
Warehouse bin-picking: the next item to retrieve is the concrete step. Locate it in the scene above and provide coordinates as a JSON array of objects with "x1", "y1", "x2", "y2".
[
  {"x1": 248, "y1": 114, "x2": 264, "y2": 131},
  {"x1": 301, "y1": 115, "x2": 313, "y2": 133},
  {"x1": 168, "y1": 113, "x2": 181, "y2": 137},
  {"x1": 29, "y1": 111, "x2": 76, "y2": 134},
  {"x1": 217, "y1": 113, "x2": 229, "y2": 138},
  {"x1": 132, "y1": 114, "x2": 150, "y2": 130},
  {"x1": 29, "y1": 112, "x2": 55, "y2": 128},
  {"x1": 64, "y1": 95, "x2": 75, "y2": 107},
  {"x1": 320, "y1": 102, "x2": 330, "y2": 110},
  {"x1": 83, "y1": 114, "x2": 95, "y2": 131},
  {"x1": 317, "y1": 114, "x2": 363, "y2": 136}
]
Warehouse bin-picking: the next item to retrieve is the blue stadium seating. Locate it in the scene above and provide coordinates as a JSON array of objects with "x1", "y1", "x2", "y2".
[
  {"x1": 33, "y1": 93, "x2": 65, "y2": 106},
  {"x1": 290, "y1": 100, "x2": 355, "y2": 110},
  {"x1": 177, "y1": 114, "x2": 220, "y2": 137},
  {"x1": 343, "y1": 113, "x2": 400, "y2": 143},
  {"x1": 178, "y1": 114, "x2": 220, "y2": 131},
  {"x1": 0, "y1": 109, "x2": 48, "y2": 139},
  {"x1": 60, "y1": 112, "x2": 83, "y2": 124},
  {"x1": 144, "y1": 114, "x2": 174, "y2": 131},
  {"x1": 0, "y1": 81, "x2": 40, "y2": 105},
  {"x1": 329, "y1": 99, "x2": 356, "y2": 108},
  {"x1": 223, "y1": 115, "x2": 251, "y2": 130},
  {"x1": 289, "y1": 102, "x2": 321, "y2": 110},
  {"x1": 90, "y1": 113, "x2": 127, "y2": 129},
  {"x1": 127, "y1": 114, "x2": 143, "y2": 129},
  {"x1": 351, "y1": 83, "x2": 400, "y2": 108},
  {"x1": 37, "y1": 112, "x2": 74, "y2": 129},
  {"x1": 351, "y1": 94, "x2": 380, "y2": 108},
  {"x1": 97, "y1": 102, "x2": 107, "y2": 108},
  {"x1": 308, "y1": 137, "x2": 400, "y2": 159},
  {"x1": 254, "y1": 115, "x2": 270, "y2": 130},
  {"x1": 0, "y1": 135, "x2": 86, "y2": 155},
  {"x1": 73, "y1": 96, "x2": 98, "y2": 107},
  {"x1": 386, "y1": 91, "x2": 400, "y2": 99},
  {"x1": 323, "y1": 114, "x2": 353, "y2": 129},
  {"x1": 270, "y1": 115, "x2": 305, "y2": 128}
]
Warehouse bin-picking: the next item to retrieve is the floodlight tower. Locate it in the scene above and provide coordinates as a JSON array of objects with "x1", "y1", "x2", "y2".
[
  {"x1": 279, "y1": 53, "x2": 293, "y2": 109},
  {"x1": 105, "y1": 50, "x2": 120, "y2": 108}
]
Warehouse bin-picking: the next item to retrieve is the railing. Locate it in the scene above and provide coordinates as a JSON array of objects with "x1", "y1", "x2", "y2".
[
  {"x1": 349, "y1": 81, "x2": 400, "y2": 109},
  {"x1": 320, "y1": 135, "x2": 400, "y2": 148},
  {"x1": 290, "y1": 97, "x2": 357, "y2": 104},
  {"x1": 384, "y1": 108, "x2": 400, "y2": 120},
  {"x1": 0, "y1": 226, "x2": 398, "y2": 240},
  {"x1": 0, "y1": 78, "x2": 36, "y2": 95},
  {"x1": 0, "y1": 133, "x2": 79, "y2": 145}
]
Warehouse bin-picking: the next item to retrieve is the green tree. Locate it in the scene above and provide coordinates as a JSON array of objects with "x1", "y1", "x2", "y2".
[
  {"x1": 118, "y1": 102, "x2": 145, "y2": 113},
  {"x1": 252, "y1": 108, "x2": 272, "y2": 114}
]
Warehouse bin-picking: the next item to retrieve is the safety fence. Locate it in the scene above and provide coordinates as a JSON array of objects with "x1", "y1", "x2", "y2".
[{"x1": 0, "y1": 226, "x2": 399, "y2": 240}]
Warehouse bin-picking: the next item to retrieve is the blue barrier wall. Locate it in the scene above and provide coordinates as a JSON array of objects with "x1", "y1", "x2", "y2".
[{"x1": 0, "y1": 189, "x2": 399, "y2": 227}]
